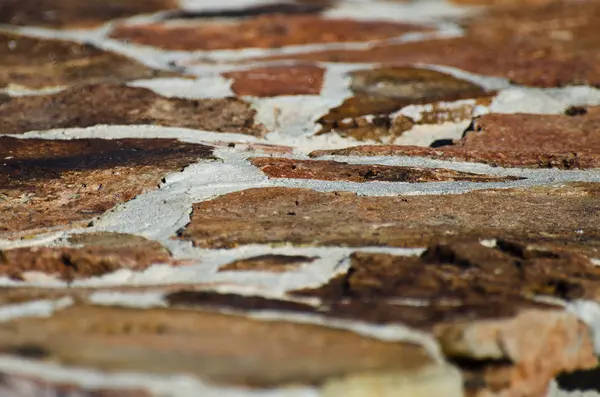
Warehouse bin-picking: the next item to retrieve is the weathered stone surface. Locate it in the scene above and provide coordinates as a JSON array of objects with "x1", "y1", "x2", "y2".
[
  {"x1": 0, "y1": 32, "x2": 173, "y2": 90},
  {"x1": 109, "y1": 16, "x2": 428, "y2": 51},
  {"x1": 250, "y1": 157, "x2": 523, "y2": 183},
  {"x1": 179, "y1": 184, "x2": 600, "y2": 254},
  {"x1": 0, "y1": 233, "x2": 170, "y2": 281},
  {"x1": 164, "y1": 2, "x2": 328, "y2": 19},
  {"x1": 219, "y1": 254, "x2": 317, "y2": 272},
  {"x1": 0, "y1": 305, "x2": 437, "y2": 387},
  {"x1": 0, "y1": 137, "x2": 214, "y2": 237},
  {"x1": 311, "y1": 110, "x2": 600, "y2": 169},
  {"x1": 0, "y1": 0, "x2": 179, "y2": 28},
  {"x1": 223, "y1": 64, "x2": 325, "y2": 97},
  {"x1": 167, "y1": 290, "x2": 314, "y2": 312},
  {"x1": 316, "y1": 67, "x2": 490, "y2": 140},
  {"x1": 0, "y1": 84, "x2": 265, "y2": 136}
]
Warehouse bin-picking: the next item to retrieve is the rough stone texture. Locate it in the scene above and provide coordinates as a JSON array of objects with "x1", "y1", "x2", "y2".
[
  {"x1": 165, "y1": 3, "x2": 329, "y2": 20},
  {"x1": 0, "y1": 0, "x2": 179, "y2": 28},
  {"x1": 0, "y1": 32, "x2": 174, "y2": 90},
  {"x1": 317, "y1": 67, "x2": 490, "y2": 140},
  {"x1": 167, "y1": 290, "x2": 315, "y2": 312},
  {"x1": 109, "y1": 16, "x2": 428, "y2": 51},
  {"x1": 311, "y1": 109, "x2": 600, "y2": 169},
  {"x1": 0, "y1": 84, "x2": 265, "y2": 136},
  {"x1": 0, "y1": 304, "x2": 438, "y2": 387},
  {"x1": 223, "y1": 64, "x2": 325, "y2": 97},
  {"x1": 250, "y1": 157, "x2": 523, "y2": 183},
  {"x1": 218, "y1": 254, "x2": 318, "y2": 272},
  {"x1": 179, "y1": 184, "x2": 600, "y2": 253},
  {"x1": 0, "y1": 233, "x2": 171, "y2": 281},
  {"x1": 0, "y1": 137, "x2": 214, "y2": 237}
]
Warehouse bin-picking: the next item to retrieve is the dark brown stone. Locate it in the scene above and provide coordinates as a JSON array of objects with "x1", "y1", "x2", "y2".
[
  {"x1": 0, "y1": 32, "x2": 175, "y2": 90},
  {"x1": 167, "y1": 290, "x2": 314, "y2": 312},
  {"x1": 0, "y1": 305, "x2": 436, "y2": 387},
  {"x1": 218, "y1": 254, "x2": 318, "y2": 272},
  {"x1": 164, "y1": 2, "x2": 328, "y2": 19},
  {"x1": 179, "y1": 184, "x2": 600, "y2": 255},
  {"x1": 0, "y1": 84, "x2": 265, "y2": 136},
  {"x1": 311, "y1": 110, "x2": 600, "y2": 169},
  {"x1": 0, "y1": 233, "x2": 171, "y2": 281},
  {"x1": 223, "y1": 64, "x2": 325, "y2": 97},
  {"x1": 109, "y1": 16, "x2": 428, "y2": 51},
  {"x1": 250, "y1": 157, "x2": 523, "y2": 183},
  {"x1": 0, "y1": 137, "x2": 214, "y2": 237},
  {"x1": 0, "y1": 0, "x2": 179, "y2": 28}
]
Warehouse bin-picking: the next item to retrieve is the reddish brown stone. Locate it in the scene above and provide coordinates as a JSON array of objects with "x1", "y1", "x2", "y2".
[
  {"x1": 167, "y1": 290, "x2": 314, "y2": 312},
  {"x1": 250, "y1": 157, "x2": 523, "y2": 183},
  {"x1": 109, "y1": 16, "x2": 428, "y2": 51},
  {"x1": 179, "y1": 184, "x2": 600, "y2": 255},
  {"x1": 0, "y1": 32, "x2": 176, "y2": 90},
  {"x1": 0, "y1": 137, "x2": 214, "y2": 237},
  {"x1": 0, "y1": 233, "x2": 170, "y2": 281},
  {"x1": 311, "y1": 110, "x2": 600, "y2": 169},
  {"x1": 0, "y1": 0, "x2": 179, "y2": 28},
  {"x1": 218, "y1": 254, "x2": 318, "y2": 272},
  {"x1": 223, "y1": 64, "x2": 325, "y2": 97},
  {"x1": 0, "y1": 305, "x2": 436, "y2": 387},
  {"x1": 0, "y1": 84, "x2": 265, "y2": 136}
]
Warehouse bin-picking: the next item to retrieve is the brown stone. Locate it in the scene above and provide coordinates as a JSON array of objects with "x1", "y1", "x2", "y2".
[
  {"x1": 0, "y1": 84, "x2": 265, "y2": 136},
  {"x1": 0, "y1": 233, "x2": 171, "y2": 281},
  {"x1": 167, "y1": 290, "x2": 315, "y2": 312},
  {"x1": 0, "y1": 304, "x2": 437, "y2": 387},
  {"x1": 0, "y1": 32, "x2": 175, "y2": 90},
  {"x1": 0, "y1": 0, "x2": 179, "y2": 28},
  {"x1": 218, "y1": 254, "x2": 318, "y2": 272},
  {"x1": 311, "y1": 110, "x2": 600, "y2": 169},
  {"x1": 179, "y1": 184, "x2": 600, "y2": 254},
  {"x1": 109, "y1": 16, "x2": 428, "y2": 51},
  {"x1": 250, "y1": 157, "x2": 523, "y2": 183},
  {"x1": 0, "y1": 137, "x2": 214, "y2": 237},
  {"x1": 164, "y1": 2, "x2": 328, "y2": 19},
  {"x1": 223, "y1": 64, "x2": 325, "y2": 97}
]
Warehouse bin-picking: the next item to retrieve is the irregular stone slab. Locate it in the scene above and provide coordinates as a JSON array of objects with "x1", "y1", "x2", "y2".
[
  {"x1": 109, "y1": 16, "x2": 428, "y2": 51},
  {"x1": 223, "y1": 64, "x2": 325, "y2": 97},
  {"x1": 179, "y1": 184, "x2": 600, "y2": 254},
  {"x1": 316, "y1": 67, "x2": 490, "y2": 140},
  {"x1": 218, "y1": 254, "x2": 318, "y2": 272},
  {"x1": 311, "y1": 110, "x2": 600, "y2": 169},
  {"x1": 250, "y1": 157, "x2": 523, "y2": 183},
  {"x1": 0, "y1": 0, "x2": 179, "y2": 28},
  {"x1": 164, "y1": 2, "x2": 328, "y2": 19},
  {"x1": 0, "y1": 137, "x2": 214, "y2": 237},
  {"x1": 0, "y1": 233, "x2": 171, "y2": 281},
  {"x1": 0, "y1": 304, "x2": 440, "y2": 389},
  {"x1": 167, "y1": 290, "x2": 315, "y2": 312},
  {"x1": 0, "y1": 32, "x2": 174, "y2": 90},
  {"x1": 0, "y1": 84, "x2": 265, "y2": 136}
]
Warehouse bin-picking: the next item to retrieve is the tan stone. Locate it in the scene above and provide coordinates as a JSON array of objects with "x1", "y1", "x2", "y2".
[{"x1": 219, "y1": 254, "x2": 317, "y2": 272}]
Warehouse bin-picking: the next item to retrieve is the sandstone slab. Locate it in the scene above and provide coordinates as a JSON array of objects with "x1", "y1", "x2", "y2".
[
  {"x1": 0, "y1": 32, "x2": 173, "y2": 90},
  {"x1": 0, "y1": 0, "x2": 179, "y2": 28},
  {"x1": 179, "y1": 184, "x2": 600, "y2": 253},
  {"x1": 109, "y1": 16, "x2": 428, "y2": 51},
  {"x1": 223, "y1": 64, "x2": 325, "y2": 97},
  {"x1": 311, "y1": 109, "x2": 600, "y2": 169},
  {"x1": 0, "y1": 84, "x2": 265, "y2": 136},
  {"x1": 218, "y1": 254, "x2": 317, "y2": 272},
  {"x1": 250, "y1": 157, "x2": 522, "y2": 183},
  {"x1": 0, "y1": 137, "x2": 214, "y2": 237}
]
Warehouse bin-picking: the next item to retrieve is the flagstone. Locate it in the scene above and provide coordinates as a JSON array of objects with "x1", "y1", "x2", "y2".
[
  {"x1": 250, "y1": 157, "x2": 522, "y2": 183},
  {"x1": 0, "y1": 84, "x2": 265, "y2": 136},
  {"x1": 0, "y1": 137, "x2": 214, "y2": 237},
  {"x1": 0, "y1": 32, "x2": 175, "y2": 90},
  {"x1": 218, "y1": 254, "x2": 318, "y2": 272}
]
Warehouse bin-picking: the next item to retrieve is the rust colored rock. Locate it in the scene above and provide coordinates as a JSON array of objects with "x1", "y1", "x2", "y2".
[
  {"x1": 0, "y1": 137, "x2": 214, "y2": 237},
  {"x1": 219, "y1": 254, "x2": 318, "y2": 272},
  {"x1": 109, "y1": 16, "x2": 428, "y2": 51},
  {"x1": 311, "y1": 110, "x2": 600, "y2": 169},
  {"x1": 0, "y1": 233, "x2": 171, "y2": 281},
  {"x1": 0, "y1": 0, "x2": 179, "y2": 28},
  {"x1": 0, "y1": 32, "x2": 175, "y2": 90},
  {"x1": 0, "y1": 305, "x2": 436, "y2": 387},
  {"x1": 179, "y1": 184, "x2": 600, "y2": 254},
  {"x1": 223, "y1": 64, "x2": 325, "y2": 97},
  {"x1": 250, "y1": 157, "x2": 523, "y2": 183},
  {"x1": 0, "y1": 84, "x2": 265, "y2": 136}
]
